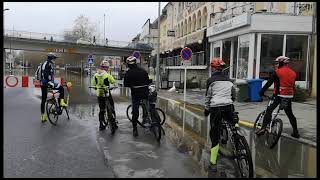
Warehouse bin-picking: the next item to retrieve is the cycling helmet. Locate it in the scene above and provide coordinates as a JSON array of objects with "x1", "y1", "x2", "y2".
[
  {"x1": 275, "y1": 56, "x2": 290, "y2": 64},
  {"x1": 99, "y1": 60, "x2": 110, "y2": 71},
  {"x1": 126, "y1": 56, "x2": 137, "y2": 65},
  {"x1": 47, "y1": 52, "x2": 58, "y2": 59},
  {"x1": 211, "y1": 58, "x2": 226, "y2": 70}
]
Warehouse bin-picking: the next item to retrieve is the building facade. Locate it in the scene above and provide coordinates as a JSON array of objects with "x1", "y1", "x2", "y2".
[
  {"x1": 206, "y1": 2, "x2": 316, "y2": 90},
  {"x1": 130, "y1": 2, "x2": 316, "y2": 92}
]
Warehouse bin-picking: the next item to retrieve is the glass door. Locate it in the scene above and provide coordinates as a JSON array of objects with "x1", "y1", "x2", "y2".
[
  {"x1": 212, "y1": 41, "x2": 222, "y2": 59},
  {"x1": 237, "y1": 34, "x2": 250, "y2": 79}
]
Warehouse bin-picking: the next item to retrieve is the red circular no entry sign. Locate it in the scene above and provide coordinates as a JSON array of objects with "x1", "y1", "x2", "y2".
[{"x1": 180, "y1": 47, "x2": 193, "y2": 61}]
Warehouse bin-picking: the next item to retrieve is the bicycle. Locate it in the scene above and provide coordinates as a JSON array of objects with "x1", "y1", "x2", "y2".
[
  {"x1": 126, "y1": 100, "x2": 166, "y2": 126},
  {"x1": 126, "y1": 85, "x2": 165, "y2": 142},
  {"x1": 219, "y1": 110, "x2": 254, "y2": 178},
  {"x1": 253, "y1": 95, "x2": 283, "y2": 149},
  {"x1": 89, "y1": 86, "x2": 118, "y2": 135},
  {"x1": 46, "y1": 82, "x2": 72, "y2": 126}
]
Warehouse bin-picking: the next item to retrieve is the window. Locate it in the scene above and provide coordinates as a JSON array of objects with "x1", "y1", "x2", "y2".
[
  {"x1": 237, "y1": 34, "x2": 250, "y2": 79},
  {"x1": 232, "y1": 40, "x2": 238, "y2": 79},
  {"x1": 286, "y1": 35, "x2": 308, "y2": 81},
  {"x1": 259, "y1": 34, "x2": 283, "y2": 79}
]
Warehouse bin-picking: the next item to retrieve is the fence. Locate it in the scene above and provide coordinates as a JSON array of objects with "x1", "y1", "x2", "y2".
[{"x1": 4, "y1": 29, "x2": 136, "y2": 49}]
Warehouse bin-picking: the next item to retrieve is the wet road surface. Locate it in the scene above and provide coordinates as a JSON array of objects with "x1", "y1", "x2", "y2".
[{"x1": 3, "y1": 69, "x2": 317, "y2": 178}]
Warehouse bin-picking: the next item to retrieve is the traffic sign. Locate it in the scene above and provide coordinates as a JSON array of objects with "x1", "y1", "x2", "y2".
[
  {"x1": 180, "y1": 47, "x2": 193, "y2": 61},
  {"x1": 88, "y1": 54, "x2": 94, "y2": 64},
  {"x1": 88, "y1": 58, "x2": 94, "y2": 64},
  {"x1": 133, "y1": 51, "x2": 141, "y2": 60}
]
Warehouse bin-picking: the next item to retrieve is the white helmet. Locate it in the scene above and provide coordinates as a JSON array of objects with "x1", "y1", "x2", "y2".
[
  {"x1": 100, "y1": 60, "x2": 110, "y2": 67},
  {"x1": 126, "y1": 56, "x2": 137, "y2": 65},
  {"x1": 275, "y1": 56, "x2": 290, "y2": 64}
]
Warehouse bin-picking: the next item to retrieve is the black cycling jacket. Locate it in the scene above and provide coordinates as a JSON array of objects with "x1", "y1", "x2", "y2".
[{"x1": 124, "y1": 65, "x2": 149, "y2": 98}]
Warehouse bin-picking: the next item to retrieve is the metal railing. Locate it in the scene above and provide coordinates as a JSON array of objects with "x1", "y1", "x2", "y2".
[
  {"x1": 4, "y1": 29, "x2": 145, "y2": 49},
  {"x1": 161, "y1": 51, "x2": 206, "y2": 67}
]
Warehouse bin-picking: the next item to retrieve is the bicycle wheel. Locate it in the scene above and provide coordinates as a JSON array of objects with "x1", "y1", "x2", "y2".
[
  {"x1": 235, "y1": 135, "x2": 254, "y2": 178},
  {"x1": 126, "y1": 104, "x2": 145, "y2": 126},
  {"x1": 150, "y1": 108, "x2": 162, "y2": 142},
  {"x1": 253, "y1": 111, "x2": 265, "y2": 134},
  {"x1": 106, "y1": 102, "x2": 116, "y2": 135},
  {"x1": 156, "y1": 108, "x2": 166, "y2": 125},
  {"x1": 267, "y1": 118, "x2": 283, "y2": 149},
  {"x1": 46, "y1": 99, "x2": 59, "y2": 126}
]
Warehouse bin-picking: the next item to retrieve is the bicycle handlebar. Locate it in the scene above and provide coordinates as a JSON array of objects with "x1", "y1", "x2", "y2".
[{"x1": 89, "y1": 86, "x2": 118, "y2": 91}]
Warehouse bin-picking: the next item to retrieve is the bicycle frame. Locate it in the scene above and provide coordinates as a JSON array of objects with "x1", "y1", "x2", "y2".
[{"x1": 264, "y1": 97, "x2": 282, "y2": 133}]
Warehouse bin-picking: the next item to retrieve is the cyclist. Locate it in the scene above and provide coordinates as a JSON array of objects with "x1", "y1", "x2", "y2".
[
  {"x1": 40, "y1": 52, "x2": 67, "y2": 122},
  {"x1": 204, "y1": 58, "x2": 236, "y2": 178},
  {"x1": 257, "y1": 56, "x2": 300, "y2": 138},
  {"x1": 91, "y1": 60, "x2": 117, "y2": 131},
  {"x1": 124, "y1": 56, "x2": 150, "y2": 137}
]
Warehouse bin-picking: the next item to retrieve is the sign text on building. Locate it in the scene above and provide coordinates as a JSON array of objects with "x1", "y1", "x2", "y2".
[{"x1": 207, "y1": 13, "x2": 251, "y2": 36}]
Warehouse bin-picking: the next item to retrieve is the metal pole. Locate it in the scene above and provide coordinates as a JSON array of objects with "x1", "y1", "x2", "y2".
[
  {"x1": 156, "y1": 2, "x2": 161, "y2": 90},
  {"x1": 104, "y1": 13, "x2": 106, "y2": 43}
]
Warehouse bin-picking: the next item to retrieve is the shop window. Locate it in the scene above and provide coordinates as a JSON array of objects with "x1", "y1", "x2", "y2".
[
  {"x1": 222, "y1": 41, "x2": 231, "y2": 68},
  {"x1": 259, "y1": 34, "x2": 283, "y2": 80},
  {"x1": 232, "y1": 40, "x2": 238, "y2": 79},
  {"x1": 237, "y1": 34, "x2": 250, "y2": 79},
  {"x1": 286, "y1": 35, "x2": 308, "y2": 81}
]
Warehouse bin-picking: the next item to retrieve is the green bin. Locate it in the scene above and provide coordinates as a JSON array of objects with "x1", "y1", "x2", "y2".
[{"x1": 236, "y1": 80, "x2": 249, "y2": 102}]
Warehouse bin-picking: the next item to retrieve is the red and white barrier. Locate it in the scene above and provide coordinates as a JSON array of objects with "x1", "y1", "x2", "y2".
[{"x1": 4, "y1": 75, "x2": 64, "y2": 88}]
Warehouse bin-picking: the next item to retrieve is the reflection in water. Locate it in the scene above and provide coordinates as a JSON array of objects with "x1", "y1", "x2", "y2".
[{"x1": 251, "y1": 132, "x2": 316, "y2": 178}]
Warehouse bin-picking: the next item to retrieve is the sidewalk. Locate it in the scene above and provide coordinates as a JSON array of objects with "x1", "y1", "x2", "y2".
[{"x1": 158, "y1": 88, "x2": 317, "y2": 143}]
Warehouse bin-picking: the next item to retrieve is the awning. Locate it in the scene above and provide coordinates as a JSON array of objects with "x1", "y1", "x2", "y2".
[{"x1": 173, "y1": 29, "x2": 205, "y2": 49}]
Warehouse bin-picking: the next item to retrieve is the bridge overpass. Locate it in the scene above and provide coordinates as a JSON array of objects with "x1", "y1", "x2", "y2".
[{"x1": 3, "y1": 30, "x2": 153, "y2": 57}]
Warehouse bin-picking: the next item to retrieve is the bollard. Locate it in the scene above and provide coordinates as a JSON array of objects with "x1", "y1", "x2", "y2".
[{"x1": 22, "y1": 76, "x2": 29, "y2": 88}]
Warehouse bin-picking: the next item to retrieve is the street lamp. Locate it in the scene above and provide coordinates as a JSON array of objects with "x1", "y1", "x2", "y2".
[{"x1": 3, "y1": 8, "x2": 10, "y2": 75}]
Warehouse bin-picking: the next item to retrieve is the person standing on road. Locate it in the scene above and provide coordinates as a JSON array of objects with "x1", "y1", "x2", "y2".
[
  {"x1": 257, "y1": 56, "x2": 300, "y2": 138},
  {"x1": 39, "y1": 52, "x2": 67, "y2": 122},
  {"x1": 123, "y1": 56, "x2": 150, "y2": 137},
  {"x1": 204, "y1": 58, "x2": 236, "y2": 178},
  {"x1": 91, "y1": 60, "x2": 117, "y2": 131}
]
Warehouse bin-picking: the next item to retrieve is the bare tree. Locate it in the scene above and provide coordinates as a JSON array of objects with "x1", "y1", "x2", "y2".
[{"x1": 63, "y1": 14, "x2": 97, "y2": 42}]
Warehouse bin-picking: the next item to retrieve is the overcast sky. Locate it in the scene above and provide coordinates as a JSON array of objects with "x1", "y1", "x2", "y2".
[{"x1": 4, "y1": 2, "x2": 168, "y2": 42}]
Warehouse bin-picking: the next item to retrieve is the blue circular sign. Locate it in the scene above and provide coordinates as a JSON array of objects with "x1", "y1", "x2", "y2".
[{"x1": 180, "y1": 47, "x2": 193, "y2": 61}]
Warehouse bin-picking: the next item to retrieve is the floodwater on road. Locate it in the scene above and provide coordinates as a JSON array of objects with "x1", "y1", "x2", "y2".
[{"x1": 5, "y1": 68, "x2": 317, "y2": 178}]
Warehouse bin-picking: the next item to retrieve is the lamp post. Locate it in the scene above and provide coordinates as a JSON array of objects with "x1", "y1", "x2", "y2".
[
  {"x1": 4, "y1": 8, "x2": 10, "y2": 75},
  {"x1": 104, "y1": 13, "x2": 106, "y2": 44},
  {"x1": 156, "y1": 2, "x2": 161, "y2": 90}
]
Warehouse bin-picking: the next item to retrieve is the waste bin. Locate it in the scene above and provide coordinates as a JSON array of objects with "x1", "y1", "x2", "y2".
[
  {"x1": 236, "y1": 80, "x2": 249, "y2": 102},
  {"x1": 247, "y1": 79, "x2": 264, "y2": 102}
]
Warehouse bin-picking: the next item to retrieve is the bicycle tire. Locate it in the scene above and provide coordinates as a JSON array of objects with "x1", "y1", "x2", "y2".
[
  {"x1": 46, "y1": 99, "x2": 59, "y2": 126},
  {"x1": 235, "y1": 135, "x2": 254, "y2": 178},
  {"x1": 106, "y1": 101, "x2": 117, "y2": 135},
  {"x1": 126, "y1": 105, "x2": 166, "y2": 126},
  {"x1": 126, "y1": 104, "x2": 144, "y2": 127},
  {"x1": 267, "y1": 118, "x2": 283, "y2": 149},
  {"x1": 253, "y1": 111, "x2": 265, "y2": 134}
]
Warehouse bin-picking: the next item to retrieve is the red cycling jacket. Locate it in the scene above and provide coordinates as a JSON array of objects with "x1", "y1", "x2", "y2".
[
  {"x1": 260, "y1": 65, "x2": 296, "y2": 98},
  {"x1": 275, "y1": 66, "x2": 296, "y2": 97}
]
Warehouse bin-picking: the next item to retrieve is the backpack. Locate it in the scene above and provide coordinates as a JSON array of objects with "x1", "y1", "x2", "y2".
[{"x1": 35, "y1": 63, "x2": 43, "y2": 80}]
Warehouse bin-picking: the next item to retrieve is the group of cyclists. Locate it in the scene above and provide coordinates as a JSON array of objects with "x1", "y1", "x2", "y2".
[
  {"x1": 38, "y1": 52, "x2": 300, "y2": 178},
  {"x1": 38, "y1": 53, "x2": 150, "y2": 137}
]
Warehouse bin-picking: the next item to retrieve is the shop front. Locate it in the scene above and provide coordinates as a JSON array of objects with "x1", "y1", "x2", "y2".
[{"x1": 207, "y1": 13, "x2": 313, "y2": 89}]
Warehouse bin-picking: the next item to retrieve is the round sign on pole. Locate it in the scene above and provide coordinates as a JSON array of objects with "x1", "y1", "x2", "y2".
[
  {"x1": 180, "y1": 47, "x2": 193, "y2": 61},
  {"x1": 5, "y1": 75, "x2": 19, "y2": 87},
  {"x1": 133, "y1": 51, "x2": 141, "y2": 60}
]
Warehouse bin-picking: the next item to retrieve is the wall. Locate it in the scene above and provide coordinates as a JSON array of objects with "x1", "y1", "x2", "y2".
[{"x1": 168, "y1": 69, "x2": 208, "y2": 89}]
